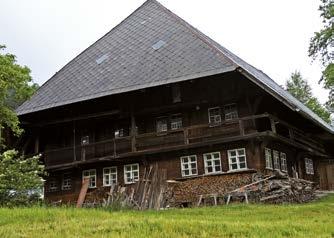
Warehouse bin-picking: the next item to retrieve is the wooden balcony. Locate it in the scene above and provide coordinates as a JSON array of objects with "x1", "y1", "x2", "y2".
[{"x1": 43, "y1": 113, "x2": 326, "y2": 168}]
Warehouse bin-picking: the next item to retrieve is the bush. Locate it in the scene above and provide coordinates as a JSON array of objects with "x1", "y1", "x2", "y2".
[{"x1": 0, "y1": 150, "x2": 44, "y2": 206}]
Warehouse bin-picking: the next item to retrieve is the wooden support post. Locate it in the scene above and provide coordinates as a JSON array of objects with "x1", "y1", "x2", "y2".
[
  {"x1": 73, "y1": 121, "x2": 77, "y2": 161},
  {"x1": 197, "y1": 195, "x2": 203, "y2": 207},
  {"x1": 239, "y1": 119, "x2": 245, "y2": 136},
  {"x1": 34, "y1": 134, "x2": 40, "y2": 154},
  {"x1": 226, "y1": 194, "x2": 231, "y2": 205},
  {"x1": 76, "y1": 178, "x2": 89, "y2": 208},
  {"x1": 213, "y1": 194, "x2": 217, "y2": 206},
  {"x1": 288, "y1": 128, "x2": 294, "y2": 139},
  {"x1": 270, "y1": 118, "x2": 277, "y2": 133},
  {"x1": 130, "y1": 113, "x2": 137, "y2": 152},
  {"x1": 184, "y1": 128, "x2": 189, "y2": 145},
  {"x1": 244, "y1": 192, "x2": 249, "y2": 204}
]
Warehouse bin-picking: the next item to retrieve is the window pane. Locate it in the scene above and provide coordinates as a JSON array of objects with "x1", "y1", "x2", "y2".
[
  {"x1": 239, "y1": 156, "x2": 245, "y2": 162},
  {"x1": 230, "y1": 151, "x2": 236, "y2": 156},
  {"x1": 238, "y1": 149, "x2": 245, "y2": 155},
  {"x1": 239, "y1": 163, "x2": 246, "y2": 169}
]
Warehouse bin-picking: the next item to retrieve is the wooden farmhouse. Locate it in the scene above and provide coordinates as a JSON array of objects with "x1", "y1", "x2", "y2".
[{"x1": 16, "y1": 0, "x2": 334, "y2": 204}]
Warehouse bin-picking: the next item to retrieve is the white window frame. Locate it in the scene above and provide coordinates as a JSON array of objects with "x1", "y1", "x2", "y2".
[
  {"x1": 305, "y1": 158, "x2": 314, "y2": 175},
  {"x1": 82, "y1": 169, "x2": 97, "y2": 188},
  {"x1": 280, "y1": 152, "x2": 287, "y2": 172},
  {"x1": 203, "y1": 152, "x2": 222, "y2": 174},
  {"x1": 227, "y1": 148, "x2": 247, "y2": 171},
  {"x1": 208, "y1": 107, "x2": 222, "y2": 124},
  {"x1": 103, "y1": 167, "x2": 117, "y2": 187},
  {"x1": 224, "y1": 104, "x2": 238, "y2": 121},
  {"x1": 265, "y1": 148, "x2": 273, "y2": 169},
  {"x1": 180, "y1": 155, "x2": 198, "y2": 177},
  {"x1": 273, "y1": 150, "x2": 280, "y2": 170},
  {"x1": 124, "y1": 163, "x2": 139, "y2": 184},
  {"x1": 62, "y1": 174, "x2": 72, "y2": 191},
  {"x1": 156, "y1": 117, "x2": 168, "y2": 133},
  {"x1": 170, "y1": 115, "x2": 182, "y2": 130},
  {"x1": 48, "y1": 179, "x2": 58, "y2": 192}
]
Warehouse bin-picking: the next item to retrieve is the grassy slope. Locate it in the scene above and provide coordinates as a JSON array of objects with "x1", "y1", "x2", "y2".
[{"x1": 0, "y1": 195, "x2": 333, "y2": 238}]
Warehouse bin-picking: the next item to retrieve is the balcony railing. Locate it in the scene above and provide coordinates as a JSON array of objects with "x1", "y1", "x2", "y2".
[{"x1": 43, "y1": 113, "x2": 325, "y2": 168}]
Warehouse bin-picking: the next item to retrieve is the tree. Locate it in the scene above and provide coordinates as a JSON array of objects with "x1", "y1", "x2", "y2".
[
  {"x1": 0, "y1": 150, "x2": 44, "y2": 206},
  {"x1": 0, "y1": 45, "x2": 43, "y2": 206},
  {"x1": 0, "y1": 44, "x2": 38, "y2": 146},
  {"x1": 286, "y1": 71, "x2": 331, "y2": 123},
  {"x1": 309, "y1": 0, "x2": 334, "y2": 112}
]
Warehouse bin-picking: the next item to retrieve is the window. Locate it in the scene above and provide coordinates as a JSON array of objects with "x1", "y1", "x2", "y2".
[
  {"x1": 114, "y1": 129, "x2": 124, "y2": 138},
  {"x1": 224, "y1": 104, "x2": 238, "y2": 120},
  {"x1": 180, "y1": 155, "x2": 198, "y2": 177},
  {"x1": 171, "y1": 115, "x2": 182, "y2": 130},
  {"x1": 103, "y1": 167, "x2": 117, "y2": 186},
  {"x1": 208, "y1": 107, "x2": 222, "y2": 124},
  {"x1": 48, "y1": 179, "x2": 58, "y2": 192},
  {"x1": 62, "y1": 174, "x2": 72, "y2": 191},
  {"x1": 82, "y1": 169, "x2": 96, "y2": 188},
  {"x1": 81, "y1": 136, "x2": 89, "y2": 145},
  {"x1": 124, "y1": 163, "x2": 139, "y2": 184},
  {"x1": 280, "y1": 153, "x2": 287, "y2": 172},
  {"x1": 156, "y1": 117, "x2": 168, "y2": 133},
  {"x1": 228, "y1": 148, "x2": 247, "y2": 171},
  {"x1": 265, "y1": 148, "x2": 273, "y2": 169},
  {"x1": 305, "y1": 158, "x2": 314, "y2": 175},
  {"x1": 273, "y1": 150, "x2": 280, "y2": 170},
  {"x1": 203, "y1": 152, "x2": 221, "y2": 174}
]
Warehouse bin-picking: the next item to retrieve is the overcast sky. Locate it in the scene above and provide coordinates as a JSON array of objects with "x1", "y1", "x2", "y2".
[{"x1": 0, "y1": 0, "x2": 328, "y2": 103}]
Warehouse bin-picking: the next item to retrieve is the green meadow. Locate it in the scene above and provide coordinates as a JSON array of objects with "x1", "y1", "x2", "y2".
[{"x1": 0, "y1": 195, "x2": 333, "y2": 238}]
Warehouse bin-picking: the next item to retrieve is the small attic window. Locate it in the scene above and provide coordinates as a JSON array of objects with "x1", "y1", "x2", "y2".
[
  {"x1": 152, "y1": 40, "x2": 166, "y2": 50},
  {"x1": 96, "y1": 54, "x2": 109, "y2": 64}
]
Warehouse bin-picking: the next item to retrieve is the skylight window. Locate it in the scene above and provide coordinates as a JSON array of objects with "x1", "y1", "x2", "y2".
[
  {"x1": 96, "y1": 53, "x2": 109, "y2": 64},
  {"x1": 152, "y1": 40, "x2": 165, "y2": 50}
]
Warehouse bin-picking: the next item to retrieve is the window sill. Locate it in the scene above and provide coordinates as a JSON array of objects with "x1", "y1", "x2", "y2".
[
  {"x1": 227, "y1": 168, "x2": 249, "y2": 173},
  {"x1": 181, "y1": 174, "x2": 198, "y2": 178},
  {"x1": 124, "y1": 181, "x2": 139, "y2": 185}
]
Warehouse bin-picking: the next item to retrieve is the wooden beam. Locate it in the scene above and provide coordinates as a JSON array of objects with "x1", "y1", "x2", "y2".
[
  {"x1": 26, "y1": 110, "x2": 120, "y2": 126},
  {"x1": 73, "y1": 121, "x2": 76, "y2": 161},
  {"x1": 239, "y1": 119, "x2": 244, "y2": 136},
  {"x1": 34, "y1": 134, "x2": 40, "y2": 154},
  {"x1": 76, "y1": 178, "x2": 89, "y2": 208},
  {"x1": 130, "y1": 112, "x2": 137, "y2": 152},
  {"x1": 270, "y1": 118, "x2": 277, "y2": 133}
]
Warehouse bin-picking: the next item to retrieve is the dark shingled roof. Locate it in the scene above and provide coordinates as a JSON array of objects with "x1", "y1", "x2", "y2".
[{"x1": 16, "y1": 0, "x2": 333, "y2": 133}]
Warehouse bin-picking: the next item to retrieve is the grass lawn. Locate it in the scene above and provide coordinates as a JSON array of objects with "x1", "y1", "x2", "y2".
[{"x1": 0, "y1": 195, "x2": 333, "y2": 238}]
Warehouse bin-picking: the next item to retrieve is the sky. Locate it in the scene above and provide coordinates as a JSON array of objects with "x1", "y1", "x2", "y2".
[{"x1": 0, "y1": 0, "x2": 328, "y2": 103}]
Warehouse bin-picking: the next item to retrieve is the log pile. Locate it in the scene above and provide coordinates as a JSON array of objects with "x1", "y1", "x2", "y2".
[{"x1": 226, "y1": 171, "x2": 317, "y2": 204}]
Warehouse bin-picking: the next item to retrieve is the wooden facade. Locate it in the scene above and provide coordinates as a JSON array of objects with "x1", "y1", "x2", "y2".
[{"x1": 18, "y1": 72, "x2": 334, "y2": 203}]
